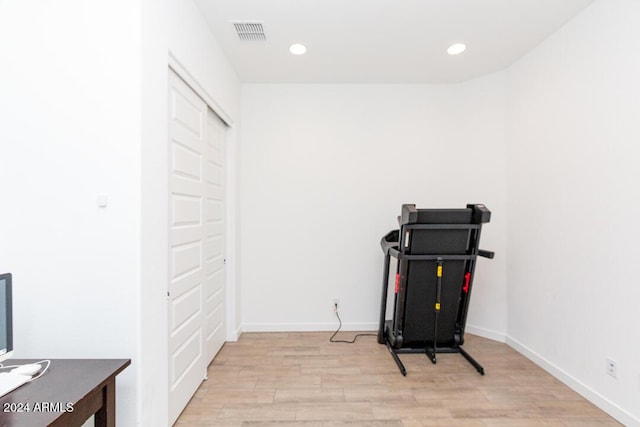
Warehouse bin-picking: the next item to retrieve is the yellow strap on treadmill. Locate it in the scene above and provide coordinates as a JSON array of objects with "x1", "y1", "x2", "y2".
[
  {"x1": 437, "y1": 265, "x2": 443, "y2": 277},
  {"x1": 435, "y1": 303, "x2": 441, "y2": 310}
]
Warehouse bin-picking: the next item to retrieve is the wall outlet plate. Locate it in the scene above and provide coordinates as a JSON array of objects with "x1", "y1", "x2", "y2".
[
  {"x1": 606, "y1": 358, "x2": 617, "y2": 378},
  {"x1": 331, "y1": 298, "x2": 340, "y2": 311}
]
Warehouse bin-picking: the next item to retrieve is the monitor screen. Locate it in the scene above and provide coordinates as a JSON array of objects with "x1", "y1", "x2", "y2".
[{"x1": 0, "y1": 273, "x2": 13, "y2": 363}]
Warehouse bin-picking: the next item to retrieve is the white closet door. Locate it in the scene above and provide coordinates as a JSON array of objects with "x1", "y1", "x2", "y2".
[
  {"x1": 203, "y1": 108, "x2": 226, "y2": 363},
  {"x1": 167, "y1": 69, "x2": 227, "y2": 424}
]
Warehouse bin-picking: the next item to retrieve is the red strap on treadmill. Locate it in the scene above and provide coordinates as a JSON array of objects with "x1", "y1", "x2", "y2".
[
  {"x1": 395, "y1": 274, "x2": 400, "y2": 293},
  {"x1": 463, "y1": 272, "x2": 471, "y2": 293}
]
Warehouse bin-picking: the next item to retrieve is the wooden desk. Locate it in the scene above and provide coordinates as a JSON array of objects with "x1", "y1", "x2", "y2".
[{"x1": 0, "y1": 359, "x2": 130, "y2": 427}]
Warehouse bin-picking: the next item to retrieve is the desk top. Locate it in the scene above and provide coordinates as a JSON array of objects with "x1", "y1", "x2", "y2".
[{"x1": 0, "y1": 359, "x2": 130, "y2": 427}]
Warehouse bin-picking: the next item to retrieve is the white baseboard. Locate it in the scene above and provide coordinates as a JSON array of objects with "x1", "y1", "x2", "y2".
[
  {"x1": 241, "y1": 322, "x2": 506, "y2": 339},
  {"x1": 506, "y1": 336, "x2": 639, "y2": 427},
  {"x1": 226, "y1": 325, "x2": 242, "y2": 342},
  {"x1": 465, "y1": 324, "x2": 506, "y2": 342},
  {"x1": 241, "y1": 322, "x2": 378, "y2": 333}
]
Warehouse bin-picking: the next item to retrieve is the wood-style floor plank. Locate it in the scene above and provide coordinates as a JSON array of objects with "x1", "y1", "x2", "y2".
[{"x1": 175, "y1": 332, "x2": 621, "y2": 426}]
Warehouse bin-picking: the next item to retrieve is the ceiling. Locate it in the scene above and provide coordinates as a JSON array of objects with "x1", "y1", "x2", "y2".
[{"x1": 193, "y1": 0, "x2": 595, "y2": 84}]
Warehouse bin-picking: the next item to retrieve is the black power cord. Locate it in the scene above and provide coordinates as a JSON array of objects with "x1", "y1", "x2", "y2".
[{"x1": 329, "y1": 306, "x2": 377, "y2": 343}]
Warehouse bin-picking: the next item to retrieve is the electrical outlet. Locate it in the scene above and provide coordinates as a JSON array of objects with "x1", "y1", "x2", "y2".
[
  {"x1": 606, "y1": 358, "x2": 617, "y2": 378},
  {"x1": 331, "y1": 298, "x2": 340, "y2": 311}
]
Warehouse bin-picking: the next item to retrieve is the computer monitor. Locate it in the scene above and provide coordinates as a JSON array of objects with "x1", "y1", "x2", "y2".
[{"x1": 0, "y1": 273, "x2": 13, "y2": 363}]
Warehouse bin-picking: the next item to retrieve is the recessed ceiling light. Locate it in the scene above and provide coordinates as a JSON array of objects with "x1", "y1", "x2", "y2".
[
  {"x1": 289, "y1": 43, "x2": 307, "y2": 55},
  {"x1": 447, "y1": 43, "x2": 466, "y2": 55}
]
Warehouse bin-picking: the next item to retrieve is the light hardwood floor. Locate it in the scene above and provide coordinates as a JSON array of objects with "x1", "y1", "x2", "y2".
[{"x1": 175, "y1": 332, "x2": 620, "y2": 426}]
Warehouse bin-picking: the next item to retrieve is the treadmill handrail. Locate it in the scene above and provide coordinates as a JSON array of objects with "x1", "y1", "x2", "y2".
[
  {"x1": 478, "y1": 249, "x2": 495, "y2": 259},
  {"x1": 380, "y1": 229, "x2": 400, "y2": 256}
]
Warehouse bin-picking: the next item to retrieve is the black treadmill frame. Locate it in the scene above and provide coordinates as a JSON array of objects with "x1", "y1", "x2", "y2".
[{"x1": 377, "y1": 204, "x2": 494, "y2": 376}]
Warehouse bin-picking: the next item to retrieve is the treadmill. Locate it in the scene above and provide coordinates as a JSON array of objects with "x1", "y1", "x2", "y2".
[{"x1": 378, "y1": 204, "x2": 494, "y2": 376}]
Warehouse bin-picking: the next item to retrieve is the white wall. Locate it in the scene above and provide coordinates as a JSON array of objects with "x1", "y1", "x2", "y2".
[
  {"x1": 168, "y1": 0, "x2": 240, "y2": 123},
  {"x1": 505, "y1": 0, "x2": 640, "y2": 425},
  {"x1": 140, "y1": 0, "x2": 169, "y2": 425},
  {"x1": 0, "y1": 1, "x2": 141, "y2": 425},
  {"x1": 240, "y1": 78, "x2": 508, "y2": 338}
]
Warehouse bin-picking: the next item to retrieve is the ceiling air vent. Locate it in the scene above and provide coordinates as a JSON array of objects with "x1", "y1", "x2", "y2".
[{"x1": 232, "y1": 22, "x2": 266, "y2": 41}]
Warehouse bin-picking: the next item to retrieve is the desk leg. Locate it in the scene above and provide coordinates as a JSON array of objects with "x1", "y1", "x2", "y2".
[{"x1": 95, "y1": 378, "x2": 116, "y2": 427}]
